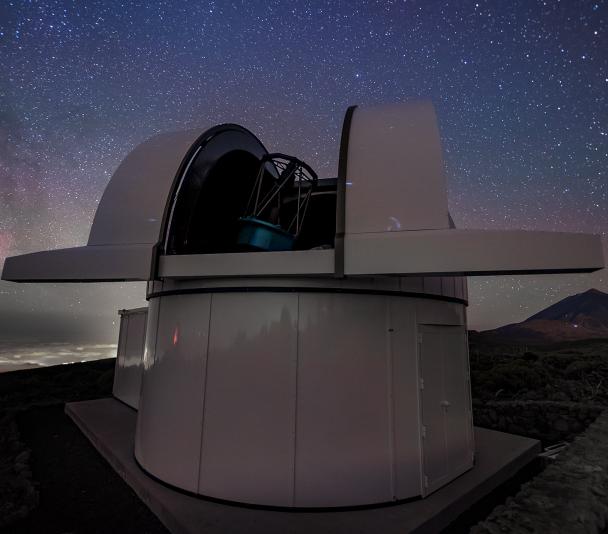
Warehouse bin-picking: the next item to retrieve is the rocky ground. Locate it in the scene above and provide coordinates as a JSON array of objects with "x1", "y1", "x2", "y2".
[
  {"x1": 0, "y1": 409, "x2": 36, "y2": 527},
  {"x1": 472, "y1": 409, "x2": 608, "y2": 534},
  {"x1": 469, "y1": 338, "x2": 608, "y2": 534},
  {"x1": 1, "y1": 339, "x2": 607, "y2": 533},
  {"x1": 469, "y1": 339, "x2": 608, "y2": 446},
  {"x1": 0, "y1": 359, "x2": 167, "y2": 534}
]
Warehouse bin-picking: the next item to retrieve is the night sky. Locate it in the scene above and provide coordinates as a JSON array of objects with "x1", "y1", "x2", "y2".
[{"x1": 0, "y1": 0, "x2": 606, "y2": 343}]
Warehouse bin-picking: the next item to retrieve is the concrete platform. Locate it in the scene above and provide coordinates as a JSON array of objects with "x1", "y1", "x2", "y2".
[{"x1": 65, "y1": 398, "x2": 541, "y2": 534}]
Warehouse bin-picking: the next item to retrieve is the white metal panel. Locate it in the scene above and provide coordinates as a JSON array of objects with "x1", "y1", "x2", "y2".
[
  {"x1": 441, "y1": 277, "x2": 456, "y2": 298},
  {"x1": 130, "y1": 290, "x2": 472, "y2": 506},
  {"x1": 142, "y1": 298, "x2": 160, "y2": 373},
  {"x1": 113, "y1": 314, "x2": 130, "y2": 400},
  {"x1": 161, "y1": 275, "x2": 426, "y2": 295},
  {"x1": 344, "y1": 229, "x2": 604, "y2": 276},
  {"x1": 442, "y1": 327, "x2": 474, "y2": 478},
  {"x1": 199, "y1": 293, "x2": 298, "y2": 506},
  {"x1": 88, "y1": 130, "x2": 203, "y2": 246},
  {"x1": 344, "y1": 102, "x2": 450, "y2": 234},
  {"x1": 418, "y1": 325, "x2": 474, "y2": 496},
  {"x1": 399, "y1": 276, "x2": 424, "y2": 293},
  {"x1": 453, "y1": 277, "x2": 465, "y2": 301},
  {"x1": 158, "y1": 249, "x2": 334, "y2": 278},
  {"x1": 369, "y1": 276, "x2": 401, "y2": 291},
  {"x1": 419, "y1": 325, "x2": 450, "y2": 494},
  {"x1": 295, "y1": 293, "x2": 393, "y2": 507},
  {"x1": 423, "y1": 277, "x2": 442, "y2": 295},
  {"x1": 416, "y1": 299, "x2": 464, "y2": 325},
  {"x1": 388, "y1": 298, "x2": 423, "y2": 499},
  {"x1": 122, "y1": 311, "x2": 147, "y2": 408},
  {"x1": 116, "y1": 313, "x2": 129, "y2": 360},
  {"x1": 1, "y1": 244, "x2": 155, "y2": 282},
  {"x1": 113, "y1": 309, "x2": 147, "y2": 409},
  {"x1": 135, "y1": 298, "x2": 160, "y2": 461},
  {"x1": 134, "y1": 294, "x2": 210, "y2": 492}
]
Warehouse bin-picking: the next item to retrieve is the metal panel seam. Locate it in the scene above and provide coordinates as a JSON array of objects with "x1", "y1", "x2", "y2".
[
  {"x1": 415, "y1": 318, "x2": 425, "y2": 497},
  {"x1": 387, "y1": 301, "x2": 396, "y2": 500},
  {"x1": 464, "y1": 311, "x2": 476, "y2": 463},
  {"x1": 196, "y1": 294, "x2": 214, "y2": 493},
  {"x1": 292, "y1": 293, "x2": 300, "y2": 506},
  {"x1": 441, "y1": 329, "x2": 449, "y2": 483},
  {"x1": 136, "y1": 313, "x2": 148, "y2": 409}
]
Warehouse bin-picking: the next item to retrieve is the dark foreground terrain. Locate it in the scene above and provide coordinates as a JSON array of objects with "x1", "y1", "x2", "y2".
[
  {"x1": 468, "y1": 338, "x2": 608, "y2": 533},
  {"x1": 0, "y1": 359, "x2": 168, "y2": 534},
  {"x1": 1, "y1": 339, "x2": 608, "y2": 533}
]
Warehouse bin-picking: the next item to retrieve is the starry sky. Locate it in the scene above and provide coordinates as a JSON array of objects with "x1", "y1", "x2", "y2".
[{"x1": 0, "y1": 0, "x2": 606, "y2": 343}]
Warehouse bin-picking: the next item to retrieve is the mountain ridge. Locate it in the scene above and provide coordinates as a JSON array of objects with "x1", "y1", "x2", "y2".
[{"x1": 477, "y1": 288, "x2": 608, "y2": 343}]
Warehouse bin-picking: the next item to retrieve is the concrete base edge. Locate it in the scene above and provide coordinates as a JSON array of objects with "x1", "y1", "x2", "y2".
[{"x1": 65, "y1": 398, "x2": 541, "y2": 534}]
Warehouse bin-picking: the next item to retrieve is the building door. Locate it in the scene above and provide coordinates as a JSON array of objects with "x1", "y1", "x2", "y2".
[{"x1": 418, "y1": 324, "x2": 474, "y2": 495}]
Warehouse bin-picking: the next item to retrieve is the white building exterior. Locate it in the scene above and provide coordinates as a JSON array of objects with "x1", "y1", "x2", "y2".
[{"x1": 3, "y1": 101, "x2": 603, "y2": 507}]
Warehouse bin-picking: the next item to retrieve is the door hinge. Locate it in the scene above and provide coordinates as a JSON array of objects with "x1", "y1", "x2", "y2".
[
  {"x1": 421, "y1": 425, "x2": 427, "y2": 439},
  {"x1": 420, "y1": 378, "x2": 424, "y2": 390},
  {"x1": 417, "y1": 333, "x2": 423, "y2": 344},
  {"x1": 424, "y1": 475, "x2": 429, "y2": 488}
]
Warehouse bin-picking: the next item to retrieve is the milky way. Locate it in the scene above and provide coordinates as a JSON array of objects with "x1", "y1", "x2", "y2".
[{"x1": 0, "y1": 0, "x2": 606, "y2": 342}]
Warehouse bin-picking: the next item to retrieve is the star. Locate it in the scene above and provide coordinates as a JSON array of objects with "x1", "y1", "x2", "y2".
[{"x1": 0, "y1": 0, "x2": 605, "y2": 338}]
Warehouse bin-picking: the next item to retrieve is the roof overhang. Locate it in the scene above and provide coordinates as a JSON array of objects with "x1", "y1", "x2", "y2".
[
  {"x1": 343, "y1": 229, "x2": 604, "y2": 276},
  {"x1": 2, "y1": 245, "x2": 155, "y2": 282},
  {"x1": 2, "y1": 101, "x2": 604, "y2": 283}
]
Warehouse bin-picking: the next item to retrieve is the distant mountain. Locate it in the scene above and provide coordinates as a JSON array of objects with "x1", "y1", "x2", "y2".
[{"x1": 477, "y1": 289, "x2": 608, "y2": 344}]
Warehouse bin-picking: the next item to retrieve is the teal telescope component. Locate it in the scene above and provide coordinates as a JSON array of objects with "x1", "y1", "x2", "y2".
[{"x1": 238, "y1": 153, "x2": 318, "y2": 252}]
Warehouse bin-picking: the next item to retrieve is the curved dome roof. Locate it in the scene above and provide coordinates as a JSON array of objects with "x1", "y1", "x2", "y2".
[
  {"x1": 89, "y1": 124, "x2": 268, "y2": 248},
  {"x1": 2, "y1": 101, "x2": 603, "y2": 282},
  {"x1": 2, "y1": 124, "x2": 270, "y2": 281}
]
